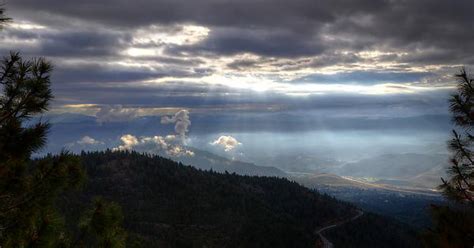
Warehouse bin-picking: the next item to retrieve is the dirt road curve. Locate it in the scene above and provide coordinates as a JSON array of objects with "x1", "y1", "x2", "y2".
[{"x1": 315, "y1": 210, "x2": 364, "y2": 248}]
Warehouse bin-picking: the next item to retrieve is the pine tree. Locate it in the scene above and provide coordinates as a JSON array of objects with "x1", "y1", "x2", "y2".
[
  {"x1": 423, "y1": 69, "x2": 474, "y2": 247},
  {"x1": 441, "y1": 68, "x2": 474, "y2": 205},
  {"x1": 0, "y1": 6, "x2": 10, "y2": 27},
  {"x1": 76, "y1": 198, "x2": 127, "y2": 248},
  {"x1": 0, "y1": 7, "x2": 126, "y2": 247},
  {"x1": 0, "y1": 51, "x2": 86, "y2": 248}
]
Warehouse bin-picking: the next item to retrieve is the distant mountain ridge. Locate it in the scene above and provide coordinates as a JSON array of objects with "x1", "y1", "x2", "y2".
[
  {"x1": 170, "y1": 148, "x2": 287, "y2": 177},
  {"x1": 336, "y1": 153, "x2": 448, "y2": 189}
]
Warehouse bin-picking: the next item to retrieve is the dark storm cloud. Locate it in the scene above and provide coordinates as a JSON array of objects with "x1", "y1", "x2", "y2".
[
  {"x1": 52, "y1": 63, "x2": 209, "y2": 85},
  {"x1": 0, "y1": 24, "x2": 130, "y2": 58},
  {"x1": 52, "y1": 65, "x2": 166, "y2": 84},
  {"x1": 38, "y1": 31, "x2": 131, "y2": 58},
  {"x1": 166, "y1": 27, "x2": 326, "y2": 58},
  {"x1": 8, "y1": 0, "x2": 335, "y2": 29},
  {"x1": 133, "y1": 56, "x2": 206, "y2": 67},
  {"x1": 8, "y1": 0, "x2": 474, "y2": 61}
]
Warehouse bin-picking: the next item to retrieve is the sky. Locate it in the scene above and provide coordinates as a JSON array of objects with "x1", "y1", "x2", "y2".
[{"x1": 3, "y1": 0, "x2": 473, "y2": 176}]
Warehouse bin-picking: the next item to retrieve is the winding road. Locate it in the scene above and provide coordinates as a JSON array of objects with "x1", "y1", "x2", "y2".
[{"x1": 315, "y1": 210, "x2": 364, "y2": 248}]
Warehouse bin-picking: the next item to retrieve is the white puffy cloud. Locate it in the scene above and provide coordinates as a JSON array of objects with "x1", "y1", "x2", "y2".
[
  {"x1": 113, "y1": 134, "x2": 194, "y2": 157},
  {"x1": 77, "y1": 135, "x2": 103, "y2": 145},
  {"x1": 211, "y1": 135, "x2": 242, "y2": 151},
  {"x1": 114, "y1": 134, "x2": 139, "y2": 150}
]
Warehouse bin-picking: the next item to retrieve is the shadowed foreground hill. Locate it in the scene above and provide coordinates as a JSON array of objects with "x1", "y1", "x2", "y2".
[
  {"x1": 60, "y1": 151, "x2": 420, "y2": 247},
  {"x1": 325, "y1": 213, "x2": 421, "y2": 248}
]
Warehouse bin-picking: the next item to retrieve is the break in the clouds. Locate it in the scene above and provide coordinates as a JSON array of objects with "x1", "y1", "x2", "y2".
[{"x1": 2, "y1": 0, "x2": 472, "y2": 119}]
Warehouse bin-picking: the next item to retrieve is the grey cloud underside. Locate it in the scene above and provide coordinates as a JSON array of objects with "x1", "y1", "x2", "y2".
[
  {"x1": 52, "y1": 82, "x2": 451, "y2": 116},
  {"x1": 165, "y1": 27, "x2": 326, "y2": 57},
  {"x1": 0, "y1": 27, "x2": 130, "y2": 58},
  {"x1": 52, "y1": 64, "x2": 209, "y2": 84}
]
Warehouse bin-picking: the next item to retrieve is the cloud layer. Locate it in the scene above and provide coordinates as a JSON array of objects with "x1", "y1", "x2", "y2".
[{"x1": 2, "y1": 0, "x2": 470, "y2": 122}]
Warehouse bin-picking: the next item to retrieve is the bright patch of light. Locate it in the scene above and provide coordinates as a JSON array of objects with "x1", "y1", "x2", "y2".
[
  {"x1": 63, "y1": 104, "x2": 98, "y2": 108},
  {"x1": 282, "y1": 83, "x2": 453, "y2": 96},
  {"x1": 125, "y1": 47, "x2": 163, "y2": 57},
  {"x1": 146, "y1": 72, "x2": 453, "y2": 96},
  {"x1": 357, "y1": 50, "x2": 408, "y2": 59},
  {"x1": 203, "y1": 74, "x2": 274, "y2": 92},
  {"x1": 9, "y1": 21, "x2": 46, "y2": 30},
  {"x1": 124, "y1": 24, "x2": 209, "y2": 57},
  {"x1": 132, "y1": 24, "x2": 210, "y2": 46}
]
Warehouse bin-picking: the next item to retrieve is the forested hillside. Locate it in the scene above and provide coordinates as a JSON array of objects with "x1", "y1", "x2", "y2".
[
  {"x1": 58, "y1": 151, "x2": 420, "y2": 247},
  {"x1": 326, "y1": 213, "x2": 421, "y2": 248}
]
